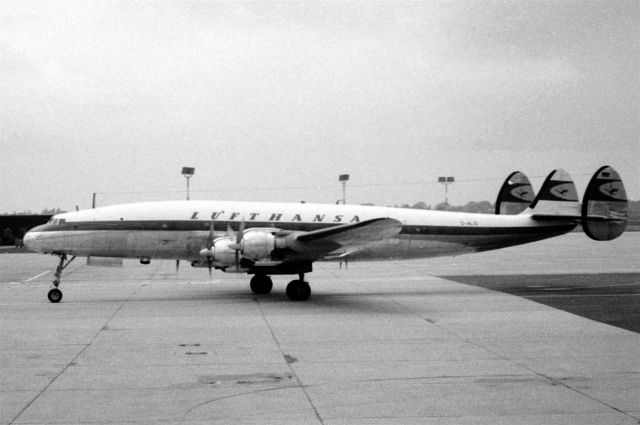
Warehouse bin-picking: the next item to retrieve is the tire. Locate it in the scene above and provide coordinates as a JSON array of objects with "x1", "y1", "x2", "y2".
[
  {"x1": 48, "y1": 288, "x2": 62, "y2": 303},
  {"x1": 286, "y1": 280, "x2": 311, "y2": 301},
  {"x1": 250, "y1": 275, "x2": 273, "y2": 295}
]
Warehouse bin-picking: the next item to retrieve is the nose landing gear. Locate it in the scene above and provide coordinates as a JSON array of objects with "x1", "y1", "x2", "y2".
[{"x1": 48, "y1": 254, "x2": 76, "y2": 303}]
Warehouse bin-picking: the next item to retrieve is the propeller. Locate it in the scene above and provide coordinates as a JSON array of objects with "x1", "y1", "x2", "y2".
[
  {"x1": 176, "y1": 259, "x2": 180, "y2": 273},
  {"x1": 227, "y1": 218, "x2": 245, "y2": 271},
  {"x1": 206, "y1": 213, "x2": 215, "y2": 277}
]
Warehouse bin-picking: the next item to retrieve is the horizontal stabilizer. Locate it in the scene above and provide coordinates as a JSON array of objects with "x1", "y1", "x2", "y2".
[
  {"x1": 530, "y1": 213, "x2": 615, "y2": 222},
  {"x1": 582, "y1": 166, "x2": 627, "y2": 241},
  {"x1": 495, "y1": 171, "x2": 535, "y2": 214}
]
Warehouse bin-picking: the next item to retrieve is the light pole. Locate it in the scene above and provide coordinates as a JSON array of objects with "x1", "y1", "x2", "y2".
[
  {"x1": 338, "y1": 174, "x2": 349, "y2": 204},
  {"x1": 438, "y1": 176, "x2": 455, "y2": 209},
  {"x1": 182, "y1": 167, "x2": 195, "y2": 200}
]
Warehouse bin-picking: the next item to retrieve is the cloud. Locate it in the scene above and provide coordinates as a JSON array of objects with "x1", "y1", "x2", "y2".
[{"x1": 1, "y1": 1, "x2": 638, "y2": 211}]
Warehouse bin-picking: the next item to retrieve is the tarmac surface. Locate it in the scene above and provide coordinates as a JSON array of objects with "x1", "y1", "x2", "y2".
[
  {"x1": 442, "y1": 273, "x2": 640, "y2": 333},
  {"x1": 1, "y1": 232, "x2": 638, "y2": 424}
]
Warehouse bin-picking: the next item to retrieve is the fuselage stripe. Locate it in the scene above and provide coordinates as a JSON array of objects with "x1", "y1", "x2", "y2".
[{"x1": 31, "y1": 220, "x2": 576, "y2": 236}]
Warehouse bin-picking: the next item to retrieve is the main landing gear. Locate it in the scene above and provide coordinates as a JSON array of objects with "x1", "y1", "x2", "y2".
[
  {"x1": 249, "y1": 273, "x2": 311, "y2": 301},
  {"x1": 250, "y1": 274, "x2": 273, "y2": 295},
  {"x1": 48, "y1": 254, "x2": 76, "y2": 303},
  {"x1": 286, "y1": 274, "x2": 311, "y2": 302}
]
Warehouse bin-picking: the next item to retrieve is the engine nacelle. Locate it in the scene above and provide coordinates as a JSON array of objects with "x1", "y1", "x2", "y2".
[
  {"x1": 240, "y1": 229, "x2": 276, "y2": 260},
  {"x1": 199, "y1": 229, "x2": 287, "y2": 269},
  {"x1": 213, "y1": 238, "x2": 237, "y2": 266}
]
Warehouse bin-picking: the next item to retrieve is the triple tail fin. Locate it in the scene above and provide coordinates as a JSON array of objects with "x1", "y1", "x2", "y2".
[
  {"x1": 527, "y1": 169, "x2": 581, "y2": 217},
  {"x1": 581, "y1": 166, "x2": 627, "y2": 241},
  {"x1": 527, "y1": 166, "x2": 628, "y2": 241},
  {"x1": 495, "y1": 171, "x2": 535, "y2": 214}
]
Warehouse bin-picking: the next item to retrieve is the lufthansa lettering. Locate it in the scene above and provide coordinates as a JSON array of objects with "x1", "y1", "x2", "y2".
[{"x1": 193, "y1": 211, "x2": 361, "y2": 224}]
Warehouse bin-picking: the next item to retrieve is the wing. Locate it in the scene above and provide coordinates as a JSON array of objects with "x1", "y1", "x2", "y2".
[{"x1": 291, "y1": 217, "x2": 402, "y2": 259}]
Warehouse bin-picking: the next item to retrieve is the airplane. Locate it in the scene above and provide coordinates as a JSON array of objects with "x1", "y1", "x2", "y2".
[{"x1": 24, "y1": 166, "x2": 628, "y2": 303}]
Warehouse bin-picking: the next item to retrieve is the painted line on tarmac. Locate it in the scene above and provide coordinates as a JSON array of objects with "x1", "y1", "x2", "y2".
[{"x1": 23, "y1": 271, "x2": 50, "y2": 282}]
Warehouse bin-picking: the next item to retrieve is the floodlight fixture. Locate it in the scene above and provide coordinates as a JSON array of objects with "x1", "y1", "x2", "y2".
[
  {"x1": 182, "y1": 167, "x2": 195, "y2": 200},
  {"x1": 338, "y1": 174, "x2": 350, "y2": 204},
  {"x1": 438, "y1": 176, "x2": 455, "y2": 209}
]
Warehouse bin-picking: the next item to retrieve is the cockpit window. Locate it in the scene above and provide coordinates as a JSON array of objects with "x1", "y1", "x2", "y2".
[{"x1": 58, "y1": 219, "x2": 66, "y2": 225}]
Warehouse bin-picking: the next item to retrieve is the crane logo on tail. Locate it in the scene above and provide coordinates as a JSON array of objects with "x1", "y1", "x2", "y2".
[
  {"x1": 598, "y1": 182, "x2": 625, "y2": 200},
  {"x1": 549, "y1": 183, "x2": 578, "y2": 201},
  {"x1": 509, "y1": 186, "x2": 532, "y2": 202}
]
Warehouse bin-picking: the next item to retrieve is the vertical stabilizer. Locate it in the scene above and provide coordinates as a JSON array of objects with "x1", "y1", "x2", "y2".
[
  {"x1": 528, "y1": 169, "x2": 580, "y2": 216},
  {"x1": 582, "y1": 166, "x2": 627, "y2": 241},
  {"x1": 495, "y1": 171, "x2": 535, "y2": 214}
]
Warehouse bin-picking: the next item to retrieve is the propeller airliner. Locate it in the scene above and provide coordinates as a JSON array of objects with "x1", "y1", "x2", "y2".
[{"x1": 24, "y1": 166, "x2": 628, "y2": 303}]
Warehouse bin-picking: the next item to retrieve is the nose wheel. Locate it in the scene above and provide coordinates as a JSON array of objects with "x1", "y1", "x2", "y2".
[
  {"x1": 47, "y1": 254, "x2": 76, "y2": 303},
  {"x1": 48, "y1": 288, "x2": 63, "y2": 303}
]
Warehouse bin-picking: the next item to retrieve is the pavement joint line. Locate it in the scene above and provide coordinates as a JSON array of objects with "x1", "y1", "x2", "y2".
[
  {"x1": 254, "y1": 296, "x2": 326, "y2": 425},
  {"x1": 7, "y1": 282, "x2": 144, "y2": 425},
  {"x1": 510, "y1": 365, "x2": 640, "y2": 421},
  {"x1": 389, "y1": 294, "x2": 640, "y2": 422}
]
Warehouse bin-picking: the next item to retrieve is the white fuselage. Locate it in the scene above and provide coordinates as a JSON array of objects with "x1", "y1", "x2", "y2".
[{"x1": 24, "y1": 200, "x2": 576, "y2": 264}]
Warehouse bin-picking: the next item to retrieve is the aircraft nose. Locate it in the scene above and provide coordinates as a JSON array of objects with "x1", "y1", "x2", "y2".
[{"x1": 23, "y1": 228, "x2": 41, "y2": 252}]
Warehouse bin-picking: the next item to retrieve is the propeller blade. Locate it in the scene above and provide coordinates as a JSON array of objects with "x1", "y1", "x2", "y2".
[
  {"x1": 207, "y1": 214, "x2": 215, "y2": 249},
  {"x1": 227, "y1": 222, "x2": 240, "y2": 250},
  {"x1": 207, "y1": 213, "x2": 215, "y2": 276},
  {"x1": 226, "y1": 223, "x2": 235, "y2": 239},
  {"x1": 237, "y1": 219, "x2": 245, "y2": 244},
  {"x1": 176, "y1": 259, "x2": 180, "y2": 273},
  {"x1": 235, "y1": 218, "x2": 246, "y2": 270}
]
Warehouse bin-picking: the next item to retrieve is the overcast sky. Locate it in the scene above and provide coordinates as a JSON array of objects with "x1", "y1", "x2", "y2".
[{"x1": 1, "y1": 0, "x2": 638, "y2": 213}]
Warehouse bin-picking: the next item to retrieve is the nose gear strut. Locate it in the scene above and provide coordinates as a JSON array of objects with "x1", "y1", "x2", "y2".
[{"x1": 48, "y1": 254, "x2": 76, "y2": 303}]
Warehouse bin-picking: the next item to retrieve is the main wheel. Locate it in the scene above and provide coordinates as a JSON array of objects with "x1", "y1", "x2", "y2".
[
  {"x1": 250, "y1": 274, "x2": 273, "y2": 295},
  {"x1": 48, "y1": 288, "x2": 62, "y2": 303},
  {"x1": 286, "y1": 280, "x2": 311, "y2": 301}
]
